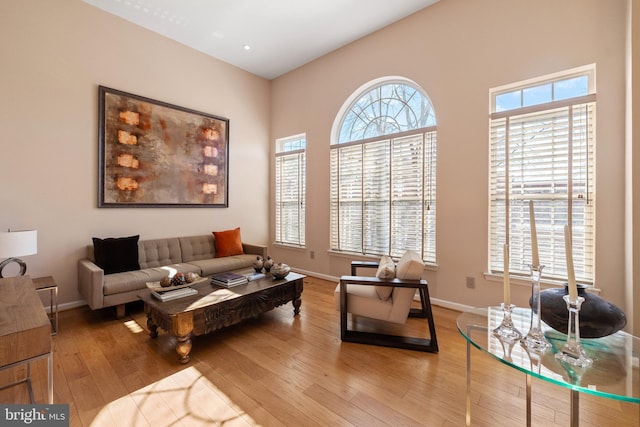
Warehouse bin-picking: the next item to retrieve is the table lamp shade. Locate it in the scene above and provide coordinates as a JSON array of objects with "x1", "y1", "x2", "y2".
[
  {"x1": 0, "y1": 230, "x2": 37, "y2": 258},
  {"x1": 0, "y1": 230, "x2": 37, "y2": 277}
]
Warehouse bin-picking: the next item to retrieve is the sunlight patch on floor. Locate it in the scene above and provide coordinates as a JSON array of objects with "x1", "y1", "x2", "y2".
[
  {"x1": 124, "y1": 319, "x2": 145, "y2": 334},
  {"x1": 91, "y1": 366, "x2": 259, "y2": 426}
]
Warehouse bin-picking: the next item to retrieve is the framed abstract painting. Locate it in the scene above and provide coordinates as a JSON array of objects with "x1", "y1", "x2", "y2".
[{"x1": 98, "y1": 86, "x2": 229, "y2": 207}]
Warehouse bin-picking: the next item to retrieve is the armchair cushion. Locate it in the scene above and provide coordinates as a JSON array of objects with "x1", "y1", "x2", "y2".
[
  {"x1": 343, "y1": 283, "x2": 394, "y2": 320},
  {"x1": 396, "y1": 250, "x2": 424, "y2": 280},
  {"x1": 375, "y1": 255, "x2": 395, "y2": 300}
]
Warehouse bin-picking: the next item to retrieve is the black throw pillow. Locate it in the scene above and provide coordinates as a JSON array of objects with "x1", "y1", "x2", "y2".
[{"x1": 92, "y1": 235, "x2": 140, "y2": 275}]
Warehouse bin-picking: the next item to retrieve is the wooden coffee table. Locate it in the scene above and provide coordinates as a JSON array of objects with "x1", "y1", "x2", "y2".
[{"x1": 138, "y1": 272, "x2": 304, "y2": 363}]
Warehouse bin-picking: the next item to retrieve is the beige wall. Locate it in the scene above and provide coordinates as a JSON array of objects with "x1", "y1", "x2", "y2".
[
  {"x1": 270, "y1": 0, "x2": 629, "y2": 311},
  {"x1": 0, "y1": 0, "x2": 270, "y2": 307},
  {"x1": 0, "y1": 0, "x2": 632, "y2": 317}
]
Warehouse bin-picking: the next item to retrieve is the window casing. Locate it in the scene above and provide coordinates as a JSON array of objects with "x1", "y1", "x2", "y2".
[
  {"x1": 331, "y1": 80, "x2": 437, "y2": 262},
  {"x1": 489, "y1": 67, "x2": 595, "y2": 283},
  {"x1": 275, "y1": 135, "x2": 306, "y2": 247}
]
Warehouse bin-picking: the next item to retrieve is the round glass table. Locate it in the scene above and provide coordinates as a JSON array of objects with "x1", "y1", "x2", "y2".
[{"x1": 457, "y1": 306, "x2": 639, "y2": 426}]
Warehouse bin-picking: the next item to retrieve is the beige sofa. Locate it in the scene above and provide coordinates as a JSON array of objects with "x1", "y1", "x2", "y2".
[{"x1": 78, "y1": 234, "x2": 267, "y2": 317}]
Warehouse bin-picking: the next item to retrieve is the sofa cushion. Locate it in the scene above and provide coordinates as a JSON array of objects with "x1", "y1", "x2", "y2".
[
  {"x1": 102, "y1": 263, "x2": 200, "y2": 296},
  {"x1": 179, "y1": 235, "x2": 215, "y2": 262},
  {"x1": 138, "y1": 238, "x2": 183, "y2": 269},
  {"x1": 92, "y1": 235, "x2": 140, "y2": 275},
  {"x1": 188, "y1": 254, "x2": 257, "y2": 277},
  {"x1": 213, "y1": 227, "x2": 244, "y2": 257}
]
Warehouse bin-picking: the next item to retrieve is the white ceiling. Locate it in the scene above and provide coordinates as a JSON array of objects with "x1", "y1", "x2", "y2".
[{"x1": 83, "y1": 0, "x2": 439, "y2": 79}]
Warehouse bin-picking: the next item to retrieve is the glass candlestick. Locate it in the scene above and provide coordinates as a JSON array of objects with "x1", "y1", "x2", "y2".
[
  {"x1": 492, "y1": 303, "x2": 522, "y2": 343},
  {"x1": 521, "y1": 343, "x2": 543, "y2": 374},
  {"x1": 555, "y1": 295, "x2": 593, "y2": 367},
  {"x1": 496, "y1": 334, "x2": 516, "y2": 362},
  {"x1": 522, "y1": 264, "x2": 550, "y2": 351}
]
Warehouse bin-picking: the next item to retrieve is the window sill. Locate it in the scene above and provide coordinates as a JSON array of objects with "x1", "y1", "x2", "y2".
[
  {"x1": 272, "y1": 243, "x2": 306, "y2": 251},
  {"x1": 483, "y1": 272, "x2": 601, "y2": 294},
  {"x1": 327, "y1": 250, "x2": 438, "y2": 271}
]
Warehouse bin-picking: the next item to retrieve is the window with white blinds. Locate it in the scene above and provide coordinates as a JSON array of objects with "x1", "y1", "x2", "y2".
[
  {"x1": 331, "y1": 80, "x2": 437, "y2": 262},
  {"x1": 489, "y1": 67, "x2": 595, "y2": 283},
  {"x1": 275, "y1": 135, "x2": 306, "y2": 246}
]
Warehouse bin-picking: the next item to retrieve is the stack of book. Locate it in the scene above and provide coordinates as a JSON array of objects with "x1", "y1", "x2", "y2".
[
  {"x1": 211, "y1": 272, "x2": 249, "y2": 288},
  {"x1": 151, "y1": 286, "x2": 198, "y2": 302}
]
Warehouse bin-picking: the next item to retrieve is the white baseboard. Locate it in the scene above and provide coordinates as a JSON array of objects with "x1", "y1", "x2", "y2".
[
  {"x1": 48, "y1": 299, "x2": 87, "y2": 314},
  {"x1": 294, "y1": 268, "x2": 337, "y2": 283},
  {"x1": 293, "y1": 268, "x2": 472, "y2": 313},
  {"x1": 429, "y1": 298, "x2": 473, "y2": 313}
]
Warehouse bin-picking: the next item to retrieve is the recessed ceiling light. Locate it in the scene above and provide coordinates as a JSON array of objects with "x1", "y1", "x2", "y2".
[{"x1": 243, "y1": 45, "x2": 251, "y2": 51}]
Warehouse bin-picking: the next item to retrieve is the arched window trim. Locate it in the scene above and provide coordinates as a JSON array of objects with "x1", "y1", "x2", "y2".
[{"x1": 331, "y1": 76, "x2": 437, "y2": 145}]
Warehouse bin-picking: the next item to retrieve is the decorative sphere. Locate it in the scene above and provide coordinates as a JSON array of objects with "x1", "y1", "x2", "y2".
[
  {"x1": 184, "y1": 272, "x2": 199, "y2": 283},
  {"x1": 271, "y1": 262, "x2": 291, "y2": 279},
  {"x1": 171, "y1": 273, "x2": 187, "y2": 287},
  {"x1": 532, "y1": 284, "x2": 627, "y2": 338}
]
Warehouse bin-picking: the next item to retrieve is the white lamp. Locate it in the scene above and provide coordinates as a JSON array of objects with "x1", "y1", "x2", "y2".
[{"x1": 0, "y1": 230, "x2": 38, "y2": 278}]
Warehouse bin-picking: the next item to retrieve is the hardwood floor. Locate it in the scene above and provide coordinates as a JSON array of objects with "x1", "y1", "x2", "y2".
[{"x1": 0, "y1": 276, "x2": 637, "y2": 426}]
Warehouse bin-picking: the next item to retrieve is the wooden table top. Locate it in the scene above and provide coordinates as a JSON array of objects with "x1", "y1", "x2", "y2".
[
  {"x1": 0, "y1": 275, "x2": 51, "y2": 367},
  {"x1": 138, "y1": 272, "x2": 305, "y2": 315}
]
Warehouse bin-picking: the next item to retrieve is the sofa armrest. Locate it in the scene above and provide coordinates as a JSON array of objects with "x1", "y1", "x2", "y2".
[
  {"x1": 78, "y1": 259, "x2": 105, "y2": 310},
  {"x1": 242, "y1": 243, "x2": 267, "y2": 259}
]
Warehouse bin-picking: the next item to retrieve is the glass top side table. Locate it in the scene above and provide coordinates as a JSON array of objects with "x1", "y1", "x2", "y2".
[{"x1": 457, "y1": 306, "x2": 639, "y2": 426}]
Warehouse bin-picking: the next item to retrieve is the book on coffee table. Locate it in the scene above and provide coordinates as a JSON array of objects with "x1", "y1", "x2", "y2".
[
  {"x1": 210, "y1": 272, "x2": 248, "y2": 288},
  {"x1": 151, "y1": 287, "x2": 198, "y2": 302},
  {"x1": 246, "y1": 272, "x2": 265, "y2": 281}
]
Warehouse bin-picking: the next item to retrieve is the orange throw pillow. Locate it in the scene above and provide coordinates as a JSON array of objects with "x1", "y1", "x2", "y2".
[{"x1": 213, "y1": 227, "x2": 244, "y2": 257}]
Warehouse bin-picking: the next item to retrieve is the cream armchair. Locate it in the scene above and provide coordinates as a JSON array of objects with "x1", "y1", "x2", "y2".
[{"x1": 336, "y1": 250, "x2": 438, "y2": 353}]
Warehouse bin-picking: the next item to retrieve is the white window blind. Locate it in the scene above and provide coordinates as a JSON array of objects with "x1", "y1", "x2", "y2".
[
  {"x1": 275, "y1": 135, "x2": 306, "y2": 246},
  {"x1": 489, "y1": 97, "x2": 595, "y2": 283},
  {"x1": 331, "y1": 80, "x2": 437, "y2": 262},
  {"x1": 330, "y1": 130, "x2": 437, "y2": 261}
]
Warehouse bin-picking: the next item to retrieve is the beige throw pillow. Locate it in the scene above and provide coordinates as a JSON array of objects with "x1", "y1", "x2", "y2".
[
  {"x1": 376, "y1": 255, "x2": 396, "y2": 279},
  {"x1": 375, "y1": 255, "x2": 395, "y2": 300}
]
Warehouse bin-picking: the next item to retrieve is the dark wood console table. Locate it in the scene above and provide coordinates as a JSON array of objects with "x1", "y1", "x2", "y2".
[{"x1": 139, "y1": 272, "x2": 304, "y2": 363}]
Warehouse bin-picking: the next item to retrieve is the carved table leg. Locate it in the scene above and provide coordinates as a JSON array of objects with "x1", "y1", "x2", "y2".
[
  {"x1": 147, "y1": 313, "x2": 158, "y2": 338},
  {"x1": 173, "y1": 312, "x2": 194, "y2": 363},
  {"x1": 176, "y1": 335, "x2": 192, "y2": 364},
  {"x1": 292, "y1": 278, "x2": 303, "y2": 316},
  {"x1": 293, "y1": 296, "x2": 301, "y2": 316}
]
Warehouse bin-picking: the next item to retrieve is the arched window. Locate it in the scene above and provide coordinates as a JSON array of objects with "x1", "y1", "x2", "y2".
[{"x1": 330, "y1": 78, "x2": 437, "y2": 262}]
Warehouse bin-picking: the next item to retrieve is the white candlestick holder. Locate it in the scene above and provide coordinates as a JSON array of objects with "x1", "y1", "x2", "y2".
[
  {"x1": 492, "y1": 303, "x2": 522, "y2": 343},
  {"x1": 522, "y1": 264, "x2": 550, "y2": 351},
  {"x1": 554, "y1": 295, "x2": 593, "y2": 367}
]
